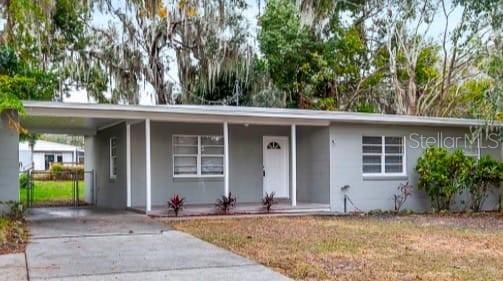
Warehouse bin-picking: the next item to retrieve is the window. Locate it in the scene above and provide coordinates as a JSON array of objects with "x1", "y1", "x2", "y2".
[
  {"x1": 362, "y1": 136, "x2": 406, "y2": 176},
  {"x1": 461, "y1": 137, "x2": 480, "y2": 159},
  {"x1": 110, "y1": 137, "x2": 118, "y2": 179},
  {"x1": 267, "y1": 141, "x2": 281, "y2": 150},
  {"x1": 173, "y1": 135, "x2": 224, "y2": 177}
]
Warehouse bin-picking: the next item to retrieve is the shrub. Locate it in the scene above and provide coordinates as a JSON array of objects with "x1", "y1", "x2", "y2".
[
  {"x1": 49, "y1": 164, "x2": 84, "y2": 180},
  {"x1": 393, "y1": 182, "x2": 413, "y2": 213},
  {"x1": 446, "y1": 150, "x2": 474, "y2": 209},
  {"x1": 468, "y1": 156, "x2": 503, "y2": 211},
  {"x1": 167, "y1": 194, "x2": 185, "y2": 217},
  {"x1": 262, "y1": 192, "x2": 276, "y2": 213},
  {"x1": 19, "y1": 173, "x2": 29, "y2": 189},
  {"x1": 32, "y1": 172, "x2": 52, "y2": 181},
  {"x1": 50, "y1": 163, "x2": 65, "y2": 180},
  {"x1": 50, "y1": 162, "x2": 63, "y2": 174},
  {"x1": 215, "y1": 192, "x2": 236, "y2": 214},
  {"x1": 417, "y1": 147, "x2": 472, "y2": 210}
]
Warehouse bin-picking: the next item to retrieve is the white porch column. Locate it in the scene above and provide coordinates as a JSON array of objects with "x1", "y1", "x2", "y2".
[
  {"x1": 291, "y1": 124, "x2": 297, "y2": 207},
  {"x1": 223, "y1": 122, "x2": 230, "y2": 195},
  {"x1": 126, "y1": 122, "x2": 132, "y2": 208},
  {"x1": 145, "y1": 119, "x2": 152, "y2": 212}
]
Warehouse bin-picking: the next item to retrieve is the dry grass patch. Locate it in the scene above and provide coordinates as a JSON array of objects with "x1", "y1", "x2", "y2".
[
  {"x1": 169, "y1": 214, "x2": 503, "y2": 281},
  {"x1": 0, "y1": 217, "x2": 27, "y2": 255}
]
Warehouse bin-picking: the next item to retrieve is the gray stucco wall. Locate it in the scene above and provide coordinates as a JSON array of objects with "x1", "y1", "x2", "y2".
[
  {"x1": 229, "y1": 124, "x2": 291, "y2": 203},
  {"x1": 150, "y1": 122, "x2": 224, "y2": 205},
  {"x1": 297, "y1": 126, "x2": 330, "y2": 204},
  {"x1": 126, "y1": 122, "x2": 332, "y2": 206},
  {"x1": 133, "y1": 122, "x2": 296, "y2": 206},
  {"x1": 0, "y1": 113, "x2": 19, "y2": 207},
  {"x1": 330, "y1": 123, "x2": 502, "y2": 212},
  {"x1": 94, "y1": 123, "x2": 127, "y2": 209}
]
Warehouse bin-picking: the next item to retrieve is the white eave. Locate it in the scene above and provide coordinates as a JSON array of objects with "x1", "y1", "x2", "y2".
[
  {"x1": 22, "y1": 101, "x2": 501, "y2": 128},
  {"x1": 19, "y1": 140, "x2": 83, "y2": 152}
]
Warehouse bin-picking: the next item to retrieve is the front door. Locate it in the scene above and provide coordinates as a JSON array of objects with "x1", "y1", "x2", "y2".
[{"x1": 263, "y1": 136, "x2": 289, "y2": 198}]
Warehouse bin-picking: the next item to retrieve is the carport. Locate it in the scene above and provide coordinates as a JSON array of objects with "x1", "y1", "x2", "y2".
[
  {"x1": 20, "y1": 105, "x2": 134, "y2": 207},
  {"x1": 0, "y1": 103, "x2": 135, "y2": 208}
]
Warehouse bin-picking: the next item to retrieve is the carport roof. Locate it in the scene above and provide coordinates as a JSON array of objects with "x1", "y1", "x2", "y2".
[{"x1": 21, "y1": 101, "x2": 500, "y2": 135}]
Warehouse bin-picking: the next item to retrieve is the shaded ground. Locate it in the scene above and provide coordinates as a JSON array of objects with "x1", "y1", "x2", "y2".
[
  {"x1": 0, "y1": 217, "x2": 27, "y2": 255},
  {"x1": 170, "y1": 214, "x2": 503, "y2": 281},
  {"x1": 20, "y1": 180, "x2": 85, "y2": 206}
]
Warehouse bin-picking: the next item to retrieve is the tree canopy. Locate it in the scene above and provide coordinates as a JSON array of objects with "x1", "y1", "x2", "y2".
[
  {"x1": 0, "y1": 46, "x2": 55, "y2": 115},
  {"x1": 0, "y1": 0, "x2": 501, "y2": 121}
]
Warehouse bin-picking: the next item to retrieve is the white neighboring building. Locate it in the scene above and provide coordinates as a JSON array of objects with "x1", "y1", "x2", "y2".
[{"x1": 19, "y1": 140, "x2": 84, "y2": 171}]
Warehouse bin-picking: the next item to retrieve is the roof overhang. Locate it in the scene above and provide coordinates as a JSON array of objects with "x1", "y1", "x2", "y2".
[{"x1": 20, "y1": 101, "x2": 500, "y2": 135}]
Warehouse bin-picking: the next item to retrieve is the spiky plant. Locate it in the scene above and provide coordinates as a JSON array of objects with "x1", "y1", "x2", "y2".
[
  {"x1": 262, "y1": 192, "x2": 276, "y2": 213},
  {"x1": 168, "y1": 194, "x2": 185, "y2": 217},
  {"x1": 215, "y1": 192, "x2": 237, "y2": 214}
]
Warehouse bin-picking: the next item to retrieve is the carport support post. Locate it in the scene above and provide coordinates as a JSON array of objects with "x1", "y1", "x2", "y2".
[
  {"x1": 223, "y1": 121, "x2": 229, "y2": 196},
  {"x1": 291, "y1": 124, "x2": 297, "y2": 207},
  {"x1": 126, "y1": 122, "x2": 131, "y2": 208},
  {"x1": 145, "y1": 119, "x2": 152, "y2": 212}
]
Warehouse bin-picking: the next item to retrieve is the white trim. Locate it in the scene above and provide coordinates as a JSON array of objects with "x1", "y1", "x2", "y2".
[
  {"x1": 197, "y1": 136, "x2": 201, "y2": 175},
  {"x1": 145, "y1": 119, "x2": 151, "y2": 212},
  {"x1": 224, "y1": 122, "x2": 230, "y2": 195},
  {"x1": 291, "y1": 124, "x2": 297, "y2": 207},
  {"x1": 109, "y1": 137, "x2": 117, "y2": 180},
  {"x1": 172, "y1": 134, "x2": 225, "y2": 177},
  {"x1": 263, "y1": 136, "x2": 290, "y2": 198},
  {"x1": 477, "y1": 136, "x2": 481, "y2": 159},
  {"x1": 173, "y1": 174, "x2": 224, "y2": 179},
  {"x1": 126, "y1": 123, "x2": 131, "y2": 208},
  {"x1": 24, "y1": 101, "x2": 500, "y2": 128},
  {"x1": 362, "y1": 136, "x2": 407, "y2": 177},
  {"x1": 467, "y1": 135, "x2": 481, "y2": 159}
]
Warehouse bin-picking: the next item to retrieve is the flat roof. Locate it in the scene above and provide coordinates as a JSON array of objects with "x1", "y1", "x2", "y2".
[{"x1": 21, "y1": 101, "x2": 500, "y2": 135}]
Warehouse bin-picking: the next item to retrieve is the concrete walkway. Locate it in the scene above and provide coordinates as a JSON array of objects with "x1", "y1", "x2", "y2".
[
  {"x1": 0, "y1": 253, "x2": 28, "y2": 280},
  {"x1": 19, "y1": 207, "x2": 290, "y2": 281}
]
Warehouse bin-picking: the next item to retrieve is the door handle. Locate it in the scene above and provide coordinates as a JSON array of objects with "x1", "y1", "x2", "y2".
[{"x1": 262, "y1": 167, "x2": 265, "y2": 177}]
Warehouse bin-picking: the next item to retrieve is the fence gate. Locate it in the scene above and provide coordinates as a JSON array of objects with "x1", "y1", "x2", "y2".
[{"x1": 22, "y1": 169, "x2": 95, "y2": 208}]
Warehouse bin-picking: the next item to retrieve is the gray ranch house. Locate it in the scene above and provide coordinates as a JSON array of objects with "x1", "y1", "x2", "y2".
[{"x1": 0, "y1": 101, "x2": 501, "y2": 213}]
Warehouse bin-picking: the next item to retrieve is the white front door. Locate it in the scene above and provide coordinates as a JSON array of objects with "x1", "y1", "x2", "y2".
[{"x1": 263, "y1": 136, "x2": 289, "y2": 198}]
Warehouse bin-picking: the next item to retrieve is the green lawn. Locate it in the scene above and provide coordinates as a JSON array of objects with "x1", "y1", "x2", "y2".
[{"x1": 20, "y1": 180, "x2": 85, "y2": 206}]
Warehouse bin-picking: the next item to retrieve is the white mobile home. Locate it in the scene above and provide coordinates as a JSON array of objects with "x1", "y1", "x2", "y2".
[{"x1": 19, "y1": 140, "x2": 84, "y2": 171}]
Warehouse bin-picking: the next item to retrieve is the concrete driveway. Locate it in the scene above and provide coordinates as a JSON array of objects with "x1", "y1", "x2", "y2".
[{"x1": 21, "y1": 207, "x2": 290, "y2": 281}]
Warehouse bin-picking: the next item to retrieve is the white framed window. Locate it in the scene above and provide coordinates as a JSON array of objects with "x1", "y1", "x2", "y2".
[
  {"x1": 362, "y1": 136, "x2": 406, "y2": 176},
  {"x1": 460, "y1": 136, "x2": 481, "y2": 159},
  {"x1": 173, "y1": 135, "x2": 224, "y2": 177},
  {"x1": 110, "y1": 137, "x2": 118, "y2": 179}
]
